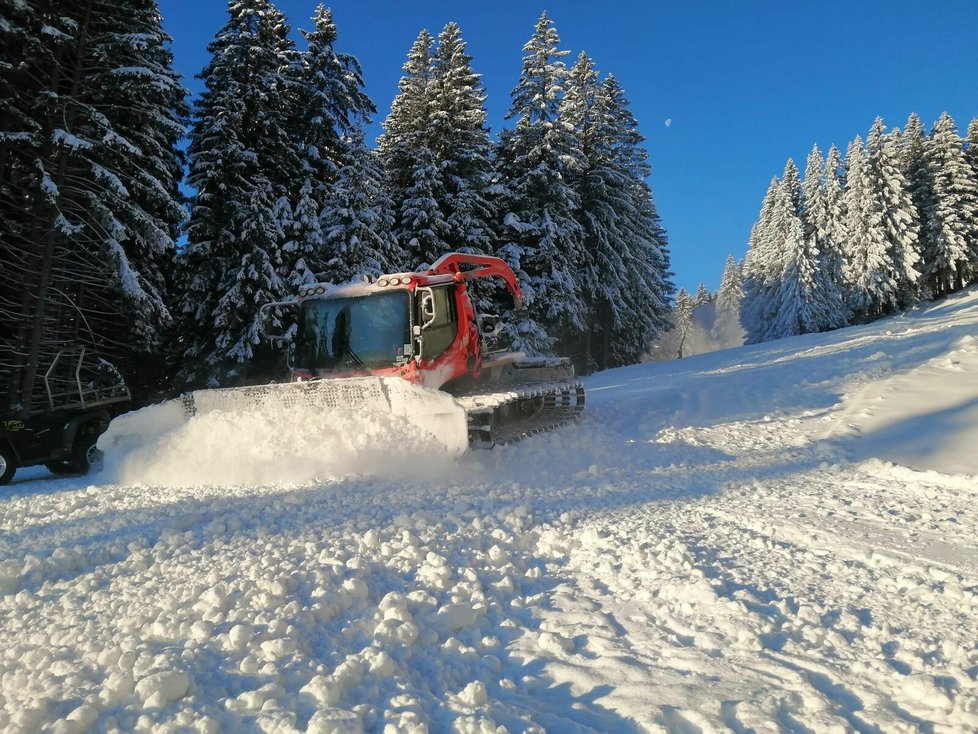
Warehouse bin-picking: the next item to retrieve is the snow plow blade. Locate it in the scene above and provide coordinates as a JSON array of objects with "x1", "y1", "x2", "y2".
[{"x1": 99, "y1": 377, "x2": 470, "y2": 458}]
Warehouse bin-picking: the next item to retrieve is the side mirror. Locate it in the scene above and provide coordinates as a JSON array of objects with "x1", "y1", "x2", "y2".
[
  {"x1": 259, "y1": 301, "x2": 298, "y2": 340},
  {"x1": 418, "y1": 289, "x2": 437, "y2": 329}
]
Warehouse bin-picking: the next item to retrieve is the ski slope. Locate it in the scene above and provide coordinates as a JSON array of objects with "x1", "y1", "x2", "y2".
[{"x1": 2, "y1": 289, "x2": 978, "y2": 733}]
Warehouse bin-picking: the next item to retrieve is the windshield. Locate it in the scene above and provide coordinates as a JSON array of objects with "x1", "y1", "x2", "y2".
[{"x1": 295, "y1": 291, "x2": 411, "y2": 371}]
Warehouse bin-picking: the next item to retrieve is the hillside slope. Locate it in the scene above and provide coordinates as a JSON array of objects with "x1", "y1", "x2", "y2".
[{"x1": 2, "y1": 289, "x2": 977, "y2": 732}]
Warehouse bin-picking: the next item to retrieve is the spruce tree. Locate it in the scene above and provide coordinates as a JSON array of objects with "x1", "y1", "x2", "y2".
[
  {"x1": 821, "y1": 145, "x2": 850, "y2": 304},
  {"x1": 843, "y1": 134, "x2": 901, "y2": 320},
  {"x1": 762, "y1": 158, "x2": 846, "y2": 339},
  {"x1": 799, "y1": 144, "x2": 847, "y2": 328},
  {"x1": 745, "y1": 159, "x2": 802, "y2": 342},
  {"x1": 560, "y1": 52, "x2": 620, "y2": 372},
  {"x1": 0, "y1": 0, "x2": 188, "y2": 411},
  {"x1": 289, "y1": 5, "x2": 376, "y2": 284},
  {"x1": 713, "y1": 255, "x2": 745, "y2": 344},
  {"x1": 429, "y1": 22, "x2": 497, "y2": 255},
  {"x1": 966, "y1": 118, "x2": 978, "y2": 185},
  {"x1": 378, "y1": 30, "x2": 450, "y2": 268},
  {"x1": 671, "y1": 289, "x2": 695, "y2": 358},
  {"x1": 178, "y1": 0, "x2": 298, "y2": 386},
  {"x1": 920, "y1": 112, "x2": 978, "y2": 295},
  {"x1": 598, "y1": 75, "x2": 673, "y2": 368},
  {"x1": 867, "y1": 118, "x2": 921, "y2": 307},
  {"x1": 741, "y1": 177, "x2": 781, "y2": 343},
  {"x1": 496, "y1": 12, "x2": 585, "y2": 354},
  {"x1": 322, "y1": 134, "x2": 401, "y2": 283}
]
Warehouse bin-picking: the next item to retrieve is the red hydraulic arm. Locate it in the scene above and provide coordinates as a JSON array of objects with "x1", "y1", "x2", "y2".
[{"x1": 426, "y1": 253, "x2": 524, "y2": 309}]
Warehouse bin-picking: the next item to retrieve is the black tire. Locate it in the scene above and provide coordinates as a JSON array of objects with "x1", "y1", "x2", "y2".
[
  {"x1": 0, "y1": 443, "x2": 16, "y2": 485},
  {"x1": 71, "y1": 425, "x2": 103, "y2": 475}
]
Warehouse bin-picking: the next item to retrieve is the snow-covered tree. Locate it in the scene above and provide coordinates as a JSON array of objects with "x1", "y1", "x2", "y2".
[
  {"x1": 920, "y1": 112, "x2": 978, "y2": 295},
  {"x1": 821, "y1": 145, "x2": 850, "y2": 300},
  {"x1": 378, "y1": 29, "x2": 434, "y2": 196},
  {"x1": 867, "y1": 118, "x2": 921, "y2": 307},
  {"x1": 743, "y1": 160, "x2": 804, "y2": 342},
  {"x1": 178, "y1": 0, "x2": 298, "y2": 386},
  {"x1": 288, "y1": 4, "x2": 376, "y2": 283},
  {"x1": 843, "y1": 134, "x2": 902, "y2": 320},
  {"x1": 694, "y1": 282, "x2": 711, "y2": 305},
  {"x1": 966, "y1": 117, "x2": 978, "y2": 185},
  {"x1": 559, "y1": 58, "x2": 672, "y2": 370},
  {"x1": 670, "y1": 289, "x2": 696, "y2": 358},
  {"x1": 0, "y1": 0, "x2": 188, "y2": 410},
  {"x1": 322, "y1": 134, "x2": 401, "y2": 283},
  {"x1": 598, "y1": 75, "x2": 673, "y2": 368},
  {"x1": 496, "y1": 12, "x2": 585, "y2": 354},
  {"x1": 378, "y1": 30, "x2": 448, "y2": 268},
  {"x1": 428, "y1": 22, "x2": 497, "y2": 256},
  {"x1": 712, "y1": 255, "x2": 745, "y2": 346},
  {"x1": 771, "y1": 213, "x2": 846, "y2": 339},
  {"x1": 295, "y1": 4, "x2": 374, "y2": 181},
  {"x1": 741, "y1": 177, "x2": 782, "y2": 343},
  {"x1": 378, "y1": 23, "x2": 497, "y2": 270},
  {"x1": 803, "y1": 145, "x2": 849, "y2": 329}
]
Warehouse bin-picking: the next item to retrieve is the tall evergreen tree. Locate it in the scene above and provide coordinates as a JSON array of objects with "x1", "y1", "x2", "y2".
[
  {"x1": 713, "y1": 255, "x2": 745, "y2": 344},
  {"x1": 288, "y1": 4, "x2": 377, "y2": 284},
  {"x1": 178, "y1": 0, "x2": 298, "y2": 386},
  {"x1": 378, "y1": 30, "x2": 450, "y2": 268},
  {"x1": 821, "y1": 145, "x2": 850, "y2": 300},
  {"x1": 428, "y1": 22, "x2": 497, "y2": 255},
  {"x1": 377, "y1": 29, "x2": 434, "y2": 196},
  {"x1": 496, "y1": 12, "x2": 585, "y2": 354},
  {"x1": 741, "y1": 177, "x2": 781, "y2": 343},
  {"x1": 598, "y1": 75, "x2": 673, "y2": 368},
  {"x1": 747, "y1": 159, "x2": 803, "y2": 342},
  {"x1": 866, "y1": 118, "x2": 921, "y2": 307},
  {"x1": 843, "y1": 134, "x2": 901, "y2": 319},
  {"x1": 966, "y1": 118, "x2": 978, "y2": 185},
  {"x1": 920, "y1": 112, "x2": 978, "y2": 295},
  {"x1": 670, "y1": 289, "x2": 695, "y2": 359},
  {"x1": 0, "y1": 0, "x2": 188, "y2": 411},
  {"x1": 799, "y1": 143, "x2": 841, "y2": 317},
  {"x1": 322, "y1": 134, "x2": 401, "y2": 283},
  {"x1": 763, "y1": 156, "x2": 847, "y2": 339}
]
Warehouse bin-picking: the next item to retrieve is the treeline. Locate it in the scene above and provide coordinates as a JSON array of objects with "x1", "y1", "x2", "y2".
[
  {"x1": 741, "y1": 113, "x2": 978, "y2": 344},
  {"x1": 1, "y1": 0, "x2": 673, "y2": 413},
  {"x1": 0, "y1": 0, "x2": 187, "y2": 412}
]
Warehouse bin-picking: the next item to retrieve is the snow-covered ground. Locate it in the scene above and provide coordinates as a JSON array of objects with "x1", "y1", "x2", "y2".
[{"x1": 3, "y1": 289, "x2": 978, "y2": 733}]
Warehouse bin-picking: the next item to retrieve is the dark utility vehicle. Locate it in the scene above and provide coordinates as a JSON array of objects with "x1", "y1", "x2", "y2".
[{"x1": 0, "y1": 348, "x2": 130, "y2": 485}]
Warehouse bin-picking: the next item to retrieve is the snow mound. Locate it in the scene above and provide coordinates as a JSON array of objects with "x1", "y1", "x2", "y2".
[{"x1": 99, "y1": 378, "x2": 467, "y2": 487}]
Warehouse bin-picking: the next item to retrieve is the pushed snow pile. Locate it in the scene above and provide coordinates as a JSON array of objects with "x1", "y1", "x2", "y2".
[{"x1": 98, "y1": 377, "x2": 467, "y2": 486}]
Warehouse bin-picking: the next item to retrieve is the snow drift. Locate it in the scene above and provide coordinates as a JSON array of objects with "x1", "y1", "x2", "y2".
[
  {"x1": 3, "y1": 288, "x2": 978, "y2": 733},
  {"x1": 98, "y1": 377, "x2": 468, "y2": 486}
]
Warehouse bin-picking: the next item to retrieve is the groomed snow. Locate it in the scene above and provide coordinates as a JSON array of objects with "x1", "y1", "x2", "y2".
[{"x1": 2, "y1": 289, "x2": 978, "y2": 732}]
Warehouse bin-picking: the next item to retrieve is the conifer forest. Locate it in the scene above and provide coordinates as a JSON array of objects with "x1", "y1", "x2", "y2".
[
  {"x1": 3, "y1": 1, "x2": 977, "y2": 414},
  {"x1": 0, "y1": 1, "x2": 672, "y2": 414}
]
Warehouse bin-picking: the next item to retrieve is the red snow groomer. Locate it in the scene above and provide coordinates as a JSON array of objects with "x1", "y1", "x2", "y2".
[
  {"x1": 131, "y1": 253, "x2": 583, "y2": 453},
  {"x1": 259, "y1": 253, "x2": 585, "y2": 448}
]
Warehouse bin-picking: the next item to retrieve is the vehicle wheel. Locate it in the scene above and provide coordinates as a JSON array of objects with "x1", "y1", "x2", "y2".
[
  {"x1": 71, "y1": 427, "x2": 103, "y2": 475},
  {"x1": 0, "y1": 443, "x2": 16, "y2": 485}
]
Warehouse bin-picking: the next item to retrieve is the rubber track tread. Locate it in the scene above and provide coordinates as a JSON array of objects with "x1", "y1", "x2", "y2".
[{"x1": 454, "y1": 380, "x2": 585, "y2": 448}]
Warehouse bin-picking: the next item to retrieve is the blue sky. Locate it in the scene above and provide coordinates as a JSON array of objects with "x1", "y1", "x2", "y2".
[{"x1": 158, "y1": 0, "x2": 978, "y2": 293}]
